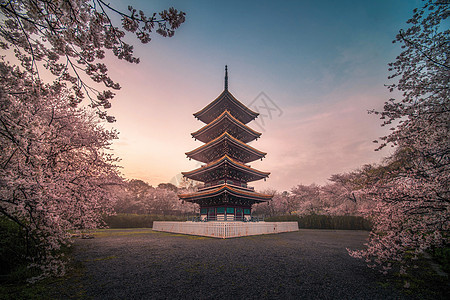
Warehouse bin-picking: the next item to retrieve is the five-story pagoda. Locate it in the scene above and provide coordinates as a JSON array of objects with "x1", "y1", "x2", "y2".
[{"x1": 179, "y1": 66, "x2": 272, "y2": 221}]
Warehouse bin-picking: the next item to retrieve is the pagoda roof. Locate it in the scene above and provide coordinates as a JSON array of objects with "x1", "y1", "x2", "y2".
[
  {"x1": 182, "y1": 155, "x2": 270, "y2": 183},
  {"x1": 191, "y1": 110, "x2": 262, "y2": 144},
  {"x1": 193, "y1": 90, "x2": 259, "y2": 124},
  {"x1": 186, "y1": 132, "x2": 266, "y2": 164},
  {"x1": 178, "y1": 184, "x2": 272, "y2": 203}
]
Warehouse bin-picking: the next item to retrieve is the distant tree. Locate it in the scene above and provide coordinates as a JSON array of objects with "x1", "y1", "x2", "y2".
[
  {"x1": 158, "y1": 182, "x2": 178, "y2": 192},
  {"x1": 252, "y1": 189, "x2": 281, "y2": 217},
  {"x1": 321, "y1": 172, "x2": 374, "y2": 216},
  {"x1": 127, "y1": 179, "x2": 153, "y2": 198},
  {"x1": 108, "y1": 182, "x2": 130, "y2": 213},
  {"x1": 0, "y1": 0, "x2": 185, "y2": 121},
  {"x1": 277, "y1": 191, "x2": 290, "y2": 215},
  {"x1": 150, "y1": 187, "x2": 177, "y2": 215},
  {"x1": 290, "y1": 184, "x2": 321, "y2": 215},
  {"x1": 349, "y1": 0, "x2": 449, "y2": 274},
  {"x1": 178, "y1": 176, "x2": 201, "y2": 191},
  {"x1": 114, "y1": 179, "x2": 154, "y2": 214},
  {"x1": 321, "y1": 184, "x2": 356, "y2": 216},
  {"x1": 114, "y1": 180, "x2": 195, "y2": 215}
]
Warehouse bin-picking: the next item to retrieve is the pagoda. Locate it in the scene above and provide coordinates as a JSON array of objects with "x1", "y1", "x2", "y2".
[{"x1": 179, "y1": 66, "x2": 272, "y2": 221}]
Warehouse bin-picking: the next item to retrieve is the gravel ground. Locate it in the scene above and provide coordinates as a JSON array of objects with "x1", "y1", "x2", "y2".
[{"x1": 60, "y1": 228, "x2": 410, "y2": 300}]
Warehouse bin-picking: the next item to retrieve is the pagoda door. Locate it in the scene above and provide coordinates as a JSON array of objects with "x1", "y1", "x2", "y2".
[
  {"x1": 236, "y1": 208, "x2": 243, "y2": 221},
  {"x1": 208, "y1": 208, "x2": 216, "y2": 221}
]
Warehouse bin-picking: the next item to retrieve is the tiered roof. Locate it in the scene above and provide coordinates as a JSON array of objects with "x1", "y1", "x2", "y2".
[
  {"x1": 186, "y1": 132, "x2": 266, "y2": 164},
  {"x1": 193, "y1": 90, "x2": 259, "y2": 124},
  {"x1": 179, "y1": 184, "x2": 272, "y2": 205},
  {"x1": 191, "y1": 110, "x2": 261, "y2": 143},
  {"x1": 182, "y1": 155, "x2": 270, "y2": 183}
]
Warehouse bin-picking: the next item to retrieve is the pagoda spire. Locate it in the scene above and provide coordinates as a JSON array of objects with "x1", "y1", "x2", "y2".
[{"x1": 225, "y1": 65, "x2": 228, "y2": 91}]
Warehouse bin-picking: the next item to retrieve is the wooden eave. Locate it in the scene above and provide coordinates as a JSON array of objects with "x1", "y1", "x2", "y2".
[
  {"x1": 178, "y1": 184, "x2": 272, "y2": 202},
  {"x1": 186, "y1": 132, "x2": 266, "y2": 164},
  {"x1": 191, "y1": 110, "x2": 262, "y2": 143},
  {"x1": 193, "y1": 90, "x2": 259, "y2": 124},
  {"x1": 181, "y1": 155, "x2": 270, "y2": 182}
]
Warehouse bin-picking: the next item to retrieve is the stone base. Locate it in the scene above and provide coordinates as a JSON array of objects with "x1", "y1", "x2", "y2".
[{"x1": 152, "y1": 221, "x2": 298, "y2": 239}]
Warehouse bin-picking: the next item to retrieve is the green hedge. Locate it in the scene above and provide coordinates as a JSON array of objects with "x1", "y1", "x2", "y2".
[
  {"x1": 104, "y1": 214, "x2": 372, "y2": 230},
  {"x1": 103, "y1": 214, "x2": 187, "y2": 228},
  {"x1": 265, "y1": 214, "x2": 372, "y2": 230}
]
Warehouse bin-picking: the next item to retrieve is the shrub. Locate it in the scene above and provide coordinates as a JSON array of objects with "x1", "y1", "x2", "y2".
[
  {"x1": 103, "y1": 214, "x2": 187, "y2": 228},
  {"x1": 266, "y1": 214, "x2": 372, "y2": 230},
  {"x1": 0, "y1": 217, "x2": 44, "y2": 282},
  {"x1": 431, "y1": 245, "x2": 450, "y2": 275},
  {"x1": 0, "y1": 217, "x2": 27, "y2": 278}
]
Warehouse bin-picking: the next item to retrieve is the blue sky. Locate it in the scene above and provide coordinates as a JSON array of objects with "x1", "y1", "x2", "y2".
[{"x1": 105, "y1": 0, "x2": 420, "y2": 191}]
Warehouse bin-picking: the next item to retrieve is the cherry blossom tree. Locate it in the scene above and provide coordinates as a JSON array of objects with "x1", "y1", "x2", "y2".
[
  {"x1": 113, "y1": 179, "x2": 196, "y2": 215},
  {"x1": 285, "y1": 177, "x2": 373, "y2": 217},
  {"x1": 290, "y1": 184, "x2": 322, "y2": 215},
  {"x1": 0, "y1": 0, "x2": 185, "y2": 121},
  {"x1": 349, "y1": 0, "x2": 449, "y2": 274},
  {"x1": 158, "y1": 182, "x2": 178, "y2": 193},
  {"x1": 113, "y1": 179, "x2": 153, "y2": 214},
  {"x1": 321, "y1": 182, "x2": 357, "y2": 216},
  {"x1": 0, "y1": 61, "x2": 121, "y2": 280},
  {"x1": 321, "y1": 171, "x2": 377, "y2": 216},
  {"x1": 0, "y1": 0, "x2": 185, "y2": 280},
  {"x1": 252, "y1": 189, "x2": 286, "y2": 217}
]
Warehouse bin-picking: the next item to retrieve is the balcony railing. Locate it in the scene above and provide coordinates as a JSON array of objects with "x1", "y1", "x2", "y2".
[{"x1": 197, "y1": 183, "x2": 255, "y2": 192}]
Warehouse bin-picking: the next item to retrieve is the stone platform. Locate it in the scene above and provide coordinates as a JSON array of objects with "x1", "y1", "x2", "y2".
[{"x1": 152, "y1": 221, "x2": 298, "y2": 239}]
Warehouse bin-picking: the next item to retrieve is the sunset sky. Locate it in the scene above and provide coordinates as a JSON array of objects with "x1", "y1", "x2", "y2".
[{"x1": 104, "y1": 0, "x2": 418, "y2": 192}]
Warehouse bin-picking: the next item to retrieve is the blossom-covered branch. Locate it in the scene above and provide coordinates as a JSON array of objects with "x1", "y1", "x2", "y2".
[{"x1": 0, "y1": 0, "x2": 186, "y2": 122}]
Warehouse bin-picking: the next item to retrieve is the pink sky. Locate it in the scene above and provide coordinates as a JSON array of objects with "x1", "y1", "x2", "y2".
[
  {"x1": 2, "y1": 0, "x2": 416, "y2": 192},
  {"x1": 100, "y1": 0, "x2": 416, "y2": 192},
  {"x1": 0, "y1": 0, "x2": 413, "y2": 192},
  {"x1": 105, "y1": 57, "x2": 393, "y2": 192}
]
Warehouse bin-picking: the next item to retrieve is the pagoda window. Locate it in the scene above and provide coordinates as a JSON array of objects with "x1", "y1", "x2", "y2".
[
  {"x1": 218, "y1": 179, "x2": 225, "y2": 185},
  {"x1": 200, "y1": 208, "x2": 207, "y2": 214},
  {"x1": 217, "y1": 207, "x2": 225, "y2": 214},
  {"x1": 244, "y1": 208, "x2": 251, "y2": 215},
  {"x1": 226, "y1": 207, "x2": 234, "y2": 214}
]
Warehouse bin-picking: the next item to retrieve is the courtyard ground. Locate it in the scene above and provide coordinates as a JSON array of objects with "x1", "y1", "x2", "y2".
[{"x1": 42, "y1": 228, "x2": 438, "y2": 299}]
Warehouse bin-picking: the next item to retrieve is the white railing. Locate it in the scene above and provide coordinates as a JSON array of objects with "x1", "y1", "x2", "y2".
[{"x1": 153, "y1": 221, "x2": 298, "y2": 239}]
